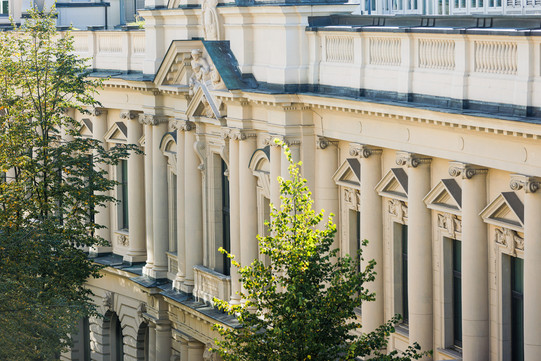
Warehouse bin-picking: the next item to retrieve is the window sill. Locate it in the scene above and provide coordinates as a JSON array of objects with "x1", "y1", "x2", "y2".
[
  {"x1": 395, "y1": 323, "x2": 409, "y2": 337},
  {"x1": 437, "y1": 347, "x2": 462, "y2": 360}
]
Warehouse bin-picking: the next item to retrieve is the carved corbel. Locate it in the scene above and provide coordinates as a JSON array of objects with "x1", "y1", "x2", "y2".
[
  {"x1": 510, "y1": 174, "x2": 541, "y2": 193},
  {"x1": 448, "y1": 162, "x2": 488, "y2": 179},
  {"x1": 396, "y1": 151, "x2": 431, "y2": 168},
  {"x1": 349, "y1": 143, "x2": 382, "y2": 158},
  {"x1": 103, "y1": 291, "x2": 114, "y2": 311}
]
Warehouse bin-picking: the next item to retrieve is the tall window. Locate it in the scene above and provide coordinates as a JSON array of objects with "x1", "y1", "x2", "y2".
[
  {"x1": 221, "y1": 159, "x2": 231, "y2": 276},
  {"x1": 0, "y1": 0, "x2": 8, "y2": 15},
  {"x1": 394, "y1": 223, "x2": 409, "y2": 325},
  {"x1": 452, "y1": 239, "x2": 462, "y2": 348},
  {"x1": 118, "y1": 160, "x2": 128, "y2": 230},
  {"x1": 401, "y1": 224, "x2": 408, "y2": 324},
  {"x1": 511, "y1": 257, "x2": 524, "y2": 361},
  {"x1": 349, "y1": 210, "x2": 361, "y2": 273}
]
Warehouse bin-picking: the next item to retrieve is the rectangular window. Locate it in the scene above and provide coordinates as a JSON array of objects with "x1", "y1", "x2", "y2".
[
  {"x1": 511, "y1": 257, "x2": 524, "y2": 361},
  {"x1": 221, "y1": 159, "x2": 231, "y2": 276},
  {"x1": 118, "y1": 160, "x2": 128, "y2": 230},
  {"x1": 452, "y1": 239, "x2": 462, "y2": 347},
  {"x1": 401, "y1": 224, "x2": 409, "y2": 324},
  {"x1": 1, "y1": 0, "x2": 8, "y2": 15},
  {"x1": 394, "y1": 222, "x2": 409, "y2": 326},
  {"x1": 349, "y1": 210, "x2": 361, "y2": 273}
]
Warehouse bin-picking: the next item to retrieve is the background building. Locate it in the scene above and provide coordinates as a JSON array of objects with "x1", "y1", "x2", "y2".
[{"x1": 60, "y1": 0, "x2": 541, "y2": 360}]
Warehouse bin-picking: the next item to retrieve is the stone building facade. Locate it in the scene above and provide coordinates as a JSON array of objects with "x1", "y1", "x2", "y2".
[{"x1": 63, "y1": 1, "x2": 541, "y2": 360}]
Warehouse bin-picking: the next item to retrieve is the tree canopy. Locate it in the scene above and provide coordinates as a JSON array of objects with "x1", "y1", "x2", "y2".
[
  {"x1": 213, "y1": 140, "x2": 428, "y2": 361},
  {"x1": 0, "y1": 8, "x2": 134, "y2": 359}
]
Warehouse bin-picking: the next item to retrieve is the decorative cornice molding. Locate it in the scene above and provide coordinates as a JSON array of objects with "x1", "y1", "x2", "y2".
[
  {"x1": 139, "y1": 113, "x2": 169, "y2": 126},
  {"x1": 349, "y1": 143, "x2": 382, "y2": 158},
  {"x1": 510, "y1": 174, "x2": 541, "y2": 193},
  {"x1": 448, "y1": 162, "x2": 488, "y2": 179},
  {"x1": 174, "y1": 120, "x2": 195, "y2": 132},
  {"x1": 396, "y1": 151, "x2": 431, "y2": 168},
  {"x1": 120, "y1": 110, "x2": 138, "y2": 120}
]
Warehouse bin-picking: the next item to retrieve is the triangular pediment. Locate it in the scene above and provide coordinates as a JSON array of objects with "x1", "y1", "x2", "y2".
[
  {"x1": 186, "y1": 85, "x2": 224, "y2": 120},
  {"x1": 332, "y1": 158, "x2": 361, "y2": 189},
  {"x1": 78, "y1": 118, "x2": 93, "y2": 138},
  {"x1": 424, "y1": 178, "x2": 462, "y2": 215},
  {"x1": 375, "y1": 168, "x2": 408, "y2": 202},
  {"x1": 104, "y1": 122, "x2": 127, "y2": 144},
  {"x1": 154, "y1": 40, "x2": 202, "y2": 88},
  {"x1": 480, "y1": 192, "x2": 524, "y2": 232}
]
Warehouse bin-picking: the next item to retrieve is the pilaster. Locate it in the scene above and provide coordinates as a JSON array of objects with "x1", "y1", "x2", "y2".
[{"x1": 228, "y1": 132, "x2": 241, "y2": 304}]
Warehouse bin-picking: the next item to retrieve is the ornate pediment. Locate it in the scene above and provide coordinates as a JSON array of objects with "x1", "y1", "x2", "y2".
[
  {"x1": 104, "y1": 122, "x2": 127, "y2": 144},
  {"x1": 332, "y1": 158, "x2": 360, "y2": 189},
  {"x1": 375, "y1": 168, "x2": 408, "y2": 202},
  {"x1": 186, "y1": 85, "x2": 224, "y2": 120},
  {"x1": 78, "y1": 118, "x2": 93, "y2": 138},
  {"x1": 424, "y1": 178, "x2": 462, "y2": 215},
  {"x1": 480, "y1": 192, "x2": 524, "y2": 232}
]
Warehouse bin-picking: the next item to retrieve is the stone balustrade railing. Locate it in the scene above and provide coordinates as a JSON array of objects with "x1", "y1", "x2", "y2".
[
  {"x1": 72, "y1": 30, "x2": 146, "y2": 73},
  {"x1": 310, "y1": 29, "x2": 541, "y2": 112}
]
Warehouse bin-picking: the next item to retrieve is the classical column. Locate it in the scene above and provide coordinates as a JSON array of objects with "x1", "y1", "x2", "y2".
[
  {"x1": 150, "y1": 116, "x2": 169, "y2": 279},
  {"x1": 351, "y1": 144, "x2": 383, "y2": 333},
  {"x1": 510, "y1": 175, "x2": 541, "y2": 360},
  {"x1": 124, "y1": 111, "x2": 146, "y2": 263},
  {"x1": 187, "y1": 340, "x2": 205, "y2": 361},
  {"x1": 182, "y1": 125, "x2": 203, "y2": 293},
  {"x1": 315, "y1": 136, "x2": 339, "y2": 224},
  {"x1": 155, "y1": 321, "x2": 171, "y2": 360},
  {"x1": 148, "y1": 323, "x2": 156, "y2": 361},
  {"x1": 91, "y1": 108, "x2": 111, "y2": 255},
  {"x1": 268, "y1": 138, "x2": 281, "y2": 209},
  {"x1": 173, "y1": 122, "x2": 187, "y2": 291},
  {"x1": 142, "y1": 120, "x2": 154, "y2": 276},
  {"x1": 449, "y1": 162, "x2": 489, "y2": 360},
  {"x1": 396, "y1": 152, "x2": 433, "y2": 356},
  {"x1": 229, "y1": 134, "x2": 241, "y2": 304},
  {"x1": 238, "y1": 132, "x2": 258, "y2": 279}
]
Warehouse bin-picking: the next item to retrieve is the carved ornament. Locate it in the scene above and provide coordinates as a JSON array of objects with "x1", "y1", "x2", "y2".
[
  {"x1": 396, "y1": 151, "x2": 431, "y2": 168},
  {"x1": 448, "y1": 162, "x2": 487, "y2": 179},
  {"x1": 495, "y1": 227, "x2": 524, "y2": 256},
  {"x1": 344, "y1": 188, "x2": 361, "y2": 211},
  {"x1": 91, "y1": 107, "x2": 106, "y2": 117},
  {"x1": 264, "y1": 135, "x2": 301, "y2": 147},
  {"x1": 136, "y1": 303, "x2": 147, "y2": 319},
  {"x1": 510, "y1": 174, "x2": 540, "y2": 193},
  {"x1": 349, "y1": 144, "x2": 382, "y2": 158},
  {"x1": 138, "y1": 113, "x2": 169, "y2": 126},
  {"x1": 388, "y1": 199, "x2": 408, "y2": 224},
  {"x1": 202, "y1": 0, "x2": 220, "y2": 41},
  {"x1": 117, "y1": 234, "x2": 129, "y2": 247},
  {"x1": 120, "y1": 110, "x2": 138, "y2": 120},
  {"x1": 437, "y1": 213, "x2": 462, "y2": 238},
  {"x1": 103, "y1": 291, "x2": 114, "y2": 310},
  {"x1": 174, "y1": 120, "x2": 195, "y2": 132},
  {"x1": 203, "y1": 343, "x2": 216, "y2": 361}
]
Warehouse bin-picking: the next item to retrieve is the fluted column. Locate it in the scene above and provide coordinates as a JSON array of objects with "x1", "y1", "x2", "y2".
[
  {"x1": 124, "y1": 111, "x2": 146, "y2": 263},
  {"x1": 182, "y1": 125, "x2": 203, "y2": 293},
  {"x1": 449, "y1": 162, "x2": 489, "y2": 360},
  {"x1": 352, "y1": 144, "x2": 383, "y2": 333},
  {"x1": 510, "y1": 175, "x2": 541, "y2": 360},
  {"x1": 173, "y1": 122, "x2": 187, "y2": 291},
  {"x1": 239, "y1": 132, "x2": 258, "y2": 276},
  {"x1": 229, "y1": 134, "x2": 241, "y2": 304},
  {"x1": 315, "y1": 137, "x2": 339, "y2": 225},
  {"x1": 396, "y1": 152, "x2": 433, "y2": 357},
  {"x1": 91, "y1": 108, "x2": 111, "y2": 255},
  {"x1": 150, "y1": 116, "x2": 169, "y2": 279},
  {"x1": 155, "y1": 321, "x2": 171, "y2": 360},
  {"x1": 142, "y1": 122, "x2": 154, "y2": 276}
]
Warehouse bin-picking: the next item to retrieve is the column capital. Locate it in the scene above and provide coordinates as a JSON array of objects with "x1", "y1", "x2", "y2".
[
  {"x1": 264, "y1": 135, "x2": 301, "y2": 147},
  {"x1": 316, "y1": 136, "x2": 338, "y2": 150},
  {"x1": 173, "y1": 120, "x2": 195, "y2": 132},
  {"x1": 222, "y1": 129, "x2": 256, "y2": 141},
  {"x1": 448, "y1": 162, "x2": 488, "y2": 179},
  {"x1": 120, "y1": 110, "x2": 139, "y2": 120},
  {"x1": 510, "y1": 174, "x2": 541, "y2": 193},
  {"x1": 90, "y1": 107, "x2": 107, "y2": 117},
  {"x1": 349, "y1": 143, "x2": 382, "y2": 158},
  {"x1": 396, "y1": 151, "x2": 431, "y2": 168},
  {"x1": 139, "y1": 113, "x2": 169, "y2": 126}
]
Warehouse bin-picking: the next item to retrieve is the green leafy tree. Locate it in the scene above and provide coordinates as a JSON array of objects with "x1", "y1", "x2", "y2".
[
  {"x1": 0, "y1": 8, "x2": 135, "y2": 360},
  {"x1": 213, "y1": 140, "x2": 429, "y2": 361}
]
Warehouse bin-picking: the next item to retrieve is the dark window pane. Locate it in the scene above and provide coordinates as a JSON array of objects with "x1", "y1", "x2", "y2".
[
  {"x1": 402, "y1": 224, "x2": 408, "y2": 324},
  {"x1": 221, "y1": 159, "x2": 231, "y2": 276},
  {"x1": 511, "y1": 257, "x2": 524, "y2": 361},
  {"x1": 453, "y1": 239, "x2": 462, "y2": 347}
]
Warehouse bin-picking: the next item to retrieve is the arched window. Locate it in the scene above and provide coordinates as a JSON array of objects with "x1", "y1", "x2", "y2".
[{"x1": 110, "y1": 313, "x2": 124, "y2": 361}]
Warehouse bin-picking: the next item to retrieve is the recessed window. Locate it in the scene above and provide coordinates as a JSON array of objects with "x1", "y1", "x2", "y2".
[
  {"x1": 118, "y1": 160, "x2": 128, "y2": 230},
  {"x1": 511, "y1": 257, "x2": 524, "y2": 361},
  {"x1": 394, "y1": 222, "x2": 408, "y2": 326},
  {"x1": 452, "y1": 239, "x2": 462, "y2": 348},
  {"x1": 221, "y1": 159, "x2": 231, "y2": 276}
]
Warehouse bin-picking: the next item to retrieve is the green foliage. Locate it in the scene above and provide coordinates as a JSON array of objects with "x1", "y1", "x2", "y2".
[
  {"x1": 213, "y1": 140, "x2": 429, "y2": 361},
  {"x1": 0, "y1": 8, "x2": 136, "y2": 360}
]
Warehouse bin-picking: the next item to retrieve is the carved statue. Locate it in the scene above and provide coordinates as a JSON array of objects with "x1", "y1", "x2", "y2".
[
  {"x1": 202, "y1": 0, "x2": 220, "y2": 40},
  {"x1": 189, "y1": 49, "x2": 211, "y2": 94},
  {"x1": 103, "y1": 291, "x2": 113, "y2": 310}
]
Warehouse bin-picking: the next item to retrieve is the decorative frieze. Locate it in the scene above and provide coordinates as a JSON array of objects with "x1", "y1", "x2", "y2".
[
  {"x1": 387, "y1": 199, "x2": 408, "y2": 224},
  {"x1": 344, "y1": 188, "x2": 361, "y2": 211},
  {"x1": 510, "y1": 174, "x2": 541, "y2": 193},
  {"x1": 396, "y1": 151, "x2": 431, "y2": 168},
  {"x1": 448, "y1": 162, "x2": 488, "y2": 179},
  {"x1": 495, "y1": 227, "x2": 524, "y2": 256},
  {"x1": 437, "y1": 213, "x2": 462, "y2": 239}
]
